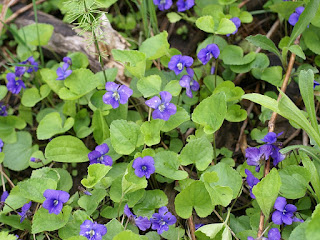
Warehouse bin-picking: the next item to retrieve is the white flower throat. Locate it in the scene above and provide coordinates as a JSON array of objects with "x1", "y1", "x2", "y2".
[
  {"x1": 177, "y1": 62, "x2": 183, "y2": 70},
  {"x1": 112, "y1": 92, "x2": 120, "y2": 101},
  {"x1": 158, "y1": 104, "x2": 165, "y2": 112}
]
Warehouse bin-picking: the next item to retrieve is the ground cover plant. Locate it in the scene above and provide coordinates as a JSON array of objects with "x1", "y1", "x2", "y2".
[{"x1": 0, "y1": 0, "x2": 320, "y2": 239}]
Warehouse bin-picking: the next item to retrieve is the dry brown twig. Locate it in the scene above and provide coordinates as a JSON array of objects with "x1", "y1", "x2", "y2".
[{"x1": 257, "y1": 35, "x2": 301, "y2": 237}]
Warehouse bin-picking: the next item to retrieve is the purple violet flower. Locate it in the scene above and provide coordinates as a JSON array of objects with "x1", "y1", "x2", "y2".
[
  {"x1": 153, "y1": 0, "x2": 172, "y2": 11},
  {"x1": 245, "y1": 169, "x2": 260, "y2": 199},
  {"x1": 0, "y1": 103, "x2": 7, "y2": 116},
  {"x1": 314, "y1": 80, "x2": 320, "y2": 89},
  {"x1": 78, "y1": 186, "x2": 92, "y2": 196},
  {"x1": 272, "y1": 197, "x2": 303, "y2": 225},
  {"x1": 124, "y1": 204, "x2": 151, "y2": 231},
  {"x1": 197, "y1": 44, "x2": 220, "y2": 65},
  {"x1": 88, "y1": 143, "x2": 113, "y2": 166},
  {"x1": 80, "y1": 219, "x2": 107, "y2": 240},
  {"x1": 179, "y1": 68, "x2": 199, "y2": 98},
  {"x1": 56, "y1": 63, "x2": 72, "y2": 80},
  {"x1": 195, "y1": 223, "x2": 204, "y2": 230},
  {"x1": 23, "y1": 56, "x2": 39, "y2": 73},
  {"x1": 102, "y1": 82, "x2": 133, "y2": 109},
  {"x1": 150, "y1": 206, "x2": 176, "y2": 234},
  {"x1": 0, "y1": 191, "x2": 9, "y2": 211},
  {"x1": 168, "y1": 55, "x2": 193, "y2": 75},
  {"x1": 18, "y1": 201, "x2": 32, "y2": 222},
  {"x1": 63, "y1": 57, "x2": 72, "y2": 65},
  {"x1": 132, "y1": 156, "x2": 155, "y2": 179},
  {"x1": 288, "y1": 6, "x2": 304, "y2": 26},
  {"x1": 226, "y1": 17, "x2": 241, "y2": 37},
  {"x1": 43, "y1": 189, "x2": 70, "y2": 215},
  {"x1": 261, "y1": 132, "x2": 283, "y2": 144},
  {"x1": 15, "y1": 66, "x2": 26, "y2": 77},
  {"x1": 268, "y1": 228, "x2": 281, "y2": 240},
  {"x1": 145, "y1": 91, "x2": 177, "y2": 121},
  {"x1": 6, "y1": 72, "x2": 26, "y2": 94},
  {"x1": 177, "y1": 0, "x2": 194, "y2": 12},
  {"x1": 246, "y1": 132, "x2": 285, "y2": 172},
  {"x1": 0, "y1": 139, "x2": 3, "y2": 152}
]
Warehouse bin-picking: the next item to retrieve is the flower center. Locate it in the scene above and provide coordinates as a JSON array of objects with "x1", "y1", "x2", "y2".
[
  {"x1": 142, "y1": 165, "x2": 147, "y2": 171},
  {"x1": 53, "y1": 200, "x2": 59, "y2": 206},
  {"x1": 86, "y1": 229, "x2": 95, "y2": 237},
  {"x1": 160, "y1": 0, "x2": 166, "y2": 4},
  {"x1": 97, "y1": 156, "x2": 104, "y2": 161},
  {"x1": 177, "y1": 62, "x2": 183, "y2": 70},
  {"x1": 158, "y1": 104, "x2": 165, "y2": 112},
  {"x1": 112, "y1": 92, "x2": 120, "y2": 101}
]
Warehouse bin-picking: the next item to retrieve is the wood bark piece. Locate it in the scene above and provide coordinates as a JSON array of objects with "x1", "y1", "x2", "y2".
[{"x1": 11, "y1": 4, "x2": 129, "y2": 77}]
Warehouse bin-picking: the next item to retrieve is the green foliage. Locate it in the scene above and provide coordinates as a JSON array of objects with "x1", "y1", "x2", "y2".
[
  {"x1": 18, "y1": 23, "x2": 54, "y2": 46},
  {"x1": 45, "y1": 135, "x2": 90, "y2": 163},
  {"x1": 137, "y1": 75, "x2": 162, "y2": 97},
  {"x1": 252, "y1": 168, "x2": 281, "y2": 217},
  {"x1": 21, "y1": 84, "x2": 51, "y2": 107}
]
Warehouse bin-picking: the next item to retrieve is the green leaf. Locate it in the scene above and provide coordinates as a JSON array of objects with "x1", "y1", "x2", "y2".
[
  {"x1": 0, "y1": 116, "x2": 26, "y2": 143},
  {"x1": 215, "y1": 18, "x2": 236, "y2": 35},
  {"x1": 21, "y1": 84, "x2": 51, "y2": 107},
  {"x1": 220, "y1": 45, "x2": 256, "y2": 65},
  {"x1": 37, "y1": 112, "x2": 74, "y2": 140},
  {"x1": 289, "y1": 220, "x2": 308, "y2": 240},
  {"x1": 73, "y1": 108, "x2": 92, "y2": 139},
  {"x1": 92, "y1": 109, "x2": 110, "y2": 144},
  {"x1": 40, "y1": 68, "x2": 64, "y2": 94},
  {"x1": 104, "y1": 219, "x2": 124, "y2": 240},
  {"x1": 133, "y1": 190, "x2": 168, "y2": 217},
  {"x1": 300, "y1": 151, "x2": 320, "y2": 201},
  {"x1": 1, "y1": 186, "x2": 28, "y2": 214},
  {"x1": 59, "y1": 69, "x2": 101, "y2": 100},
  {"x1": 18, "y1": 23, "x2": 54, "y2": 46},
  {"x1": 179, "y1": 137, "x2": 213, "y2": 171},
  {"x1": 206, "y1": 162, "x2": 242, "y2": 199},
  {"x1": 306, "y1": 204, "x2": 320, "y2": 240},
  {"x1": 112, "y1": 49, "x2": 146, "y2": 78},
  {"x1": 122, "y1": 162, "x2": 148, "y2": 194},
  {"x1": 213, "y1": 81, "x2": 244, "y2": 102},
  {"x1": 167, "y1": 12, "x2": 182, "y2": 23},
  {"x1": 289, "y1": 45, "x2": 306, "y2": 59},
  {"x1": 175, "y1": 181, "x2": 213, "y2": 219},
  {"x1": 260, "y1": 66, "x2": 283, "y2": 87},
  {"x1": 113, "y1": 230, "x2": 142, "y2": 240},
  {"x1": 154, "y1": 151, "x2": 188, "y2": 180},
  {"x1": 58, "y1": 210, "x2": 90, "y2": 239},
  {"x1": 252, "y1": 168, "x2": 281, "y2": 217},
  {"x1": 192, "y1": 92, "x2": 227, "y2": 134},
  {"x1": 140, "y1": 119, "x2": 165, "y2": 146},
  {"x1": 195, "y1": 223, "x2": 225, "y2": 239},
  {"x1": 55, "y1": 168, "x2": 73, "y2": 192},
  {"x1": 246, "y1": 34, "x2": 281, "y2": 58},
  {"x1": 269, "y1": 1, "x2": 303, "y2": 19},
  {"x1": 163, "y1": 80, "x2": 182, "y2": 96},
  {"x1": 137, "y1": 75, "x2": 162, "y2": 97},
  {"x1": 68, "y1": 52, "x2": 89, "y2": 69},
  {"x1": 242, "y1": 93, "x2": 279, "y2": 113},
  {"x1": 161, "y1": 106, "x2": 189, "y2": 132},
  {"x1": 0, "y1": 215, "x2": 31, "y2": 231},
  {"x1": 81, "y1": 164, "x2": 111, "y2": 188},
  {"x1": 239, "y1": 11, "x2": 253, "y2": 23},
  {"x1": 230, "y1": 53, "x2": 270, "y2": 74},
  {"x1": 299, "y1": 70, "x2": 318, "y2": 134},
  {"x1": 279, "y1": 165, "x2": 311, "y2": 199},
  {"x1": 18, "y1": 177, "x2": 57, "y2": 202},
  {"x1": 32, "y1": 206, "x2": 72, "y2": 234},
  {"x1": 196, "y1": 16, "x2": 215, "y2": 33},
  {"x1": 218, "y1": 0, "x2": 237, "y2": 5},
  {"x1": 0, "y1": 85, "x2": 8, "y2": 100},
  {"x1": 139, "y1": 31, "x2": 170, "y2": 60},
  {"x1": 3, "y1": 131, "x2": 36, "y2": 171},
  {"x1": 110, "y1": 120, "x2": 143, "y2": 155},
  {"x1": 161, "y1": 225, "x2": 185, "y2": 240},
  {"x1": 288, "y1": 0, "x2": 320, "y2": 46},
  {"x1": 78, "y1": 189, "x2": 107, "y2": 215},
  {"x1": 0, "y1": 231, "x2": 19, "y2": 240},
  {"x1": 45, "y1": 135, "x2": 90, "y2": 163},
  {"x1": 225, "y1": 104, "x2": 247, "y2": 122}
]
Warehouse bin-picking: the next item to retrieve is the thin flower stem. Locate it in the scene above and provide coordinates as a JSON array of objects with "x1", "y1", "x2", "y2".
[
  {"x1": 257, "y1": 35, "x2": 301, "y2": 237},
  {"x1": 32, "y1": 0, "x2": 44, "y2": 66},
  {"x1": 0, "y1": 166, "x2": 15, "y2": 188},
  {"x1": 212, "y1": 209, "x2": 239, "y2": 240},
  {"x1": 187, "y1": 215, "x2": 196, "y2": 240},
  {"x1": 0, "y1": 164, "x2": 5, "y2": 192},
  {"x1": 212, "y1": 133, "x2": 217, "y2": 165}
]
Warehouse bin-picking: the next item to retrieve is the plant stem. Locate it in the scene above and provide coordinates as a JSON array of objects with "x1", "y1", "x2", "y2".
[
  {"x1": 212, "y1": 133, "x2": 217, "y2": 165},
  {"x1": 32, "y1": 0, "x2": 44, "y2": 66}
]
